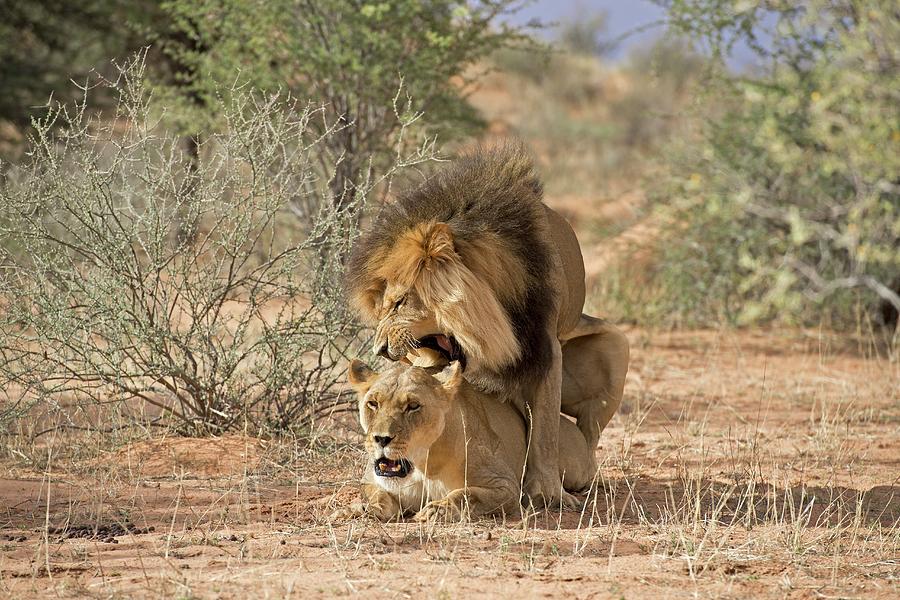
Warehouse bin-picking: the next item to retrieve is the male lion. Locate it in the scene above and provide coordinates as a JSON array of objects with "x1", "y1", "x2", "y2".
[
  {"x1": 346, "y1": 144, "x2": 629, "y2": 507},
  {"x1": 347, "y1": 359, "x2": 596, "y2": 521}
]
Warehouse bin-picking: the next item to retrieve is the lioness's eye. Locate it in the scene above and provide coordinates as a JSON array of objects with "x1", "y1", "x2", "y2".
[
  {"x1": 406, "y1": 402, "x2": 421, "y2": 413},
  {"x1": 393, "y1": 295, "x2": 405, "y2": 310},
  {"x1": 366, "y1": 399, "x2": 378, "y2": 411}
]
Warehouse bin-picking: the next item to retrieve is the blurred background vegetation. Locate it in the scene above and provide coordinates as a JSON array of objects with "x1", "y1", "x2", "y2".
[
  {"x1": 0, "y1": 0, "x2": 897, "y2": 437},
  {"x1": 637, "y1": 0, "x2": 900, "y2": 335}
]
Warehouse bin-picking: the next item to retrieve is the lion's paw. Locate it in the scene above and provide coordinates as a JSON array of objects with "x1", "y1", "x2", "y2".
[
  {"x1": 414, "y1": 500, "x2": 463, "y2": 523},
  {"x1": 328, "y1": 502, "x2": 367, "y2": 522},
  {"x1": 559, "y1": 490, "x2": 582, "y2": 511},
  {"x1": 524, "y1": 476, "x2": 581, "y2": 511}
]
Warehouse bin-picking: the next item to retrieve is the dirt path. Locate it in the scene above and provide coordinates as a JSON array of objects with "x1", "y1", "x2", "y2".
[{"x1": 1, "y1": 329, "x2": 898, "y2": 598}]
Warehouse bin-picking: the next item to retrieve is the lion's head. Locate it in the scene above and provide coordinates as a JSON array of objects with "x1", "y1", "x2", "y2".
[
  {"x1": 345, "y1": 145, "x2": 556, "y2": 388},
  {"x1": 348, "y1": 359, "x2": 462, "y2": 490},
  {"x1": 358, "y1": 221, "x2": 525, "y2": 372}
]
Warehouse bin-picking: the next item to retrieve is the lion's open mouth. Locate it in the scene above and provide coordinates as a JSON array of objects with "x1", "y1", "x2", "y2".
[
  {"x1": 416, "y1": 334, "x2": 466, "y2": 370},
  {"x1": 374, "y1": 457, "x2": 413, "y2": 478}
]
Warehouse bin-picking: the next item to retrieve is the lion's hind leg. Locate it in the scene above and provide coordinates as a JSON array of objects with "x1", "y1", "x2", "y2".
[{"x1": 560, "y1": 316, "x2": 629, "y2": 451}]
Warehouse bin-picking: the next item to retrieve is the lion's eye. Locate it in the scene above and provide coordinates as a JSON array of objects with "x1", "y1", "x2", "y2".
[
  {"x1": 366, "y1": 399, "x2": 378, "y2": 411},
  {"x1": 406, "y1": 402, "x2": 421, "y2": 413},
  {"x1": 393, "y1": 296, "x2": 405, "y2": 310}
]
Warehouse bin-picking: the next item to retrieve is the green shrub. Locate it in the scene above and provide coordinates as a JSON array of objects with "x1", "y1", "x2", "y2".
[
  {"x1": 610, "y1": 37, "x2": 705, "y2": 150},
  {"x1": 0, "y1": 0, "x2": 132, "y2": 128},
  {"x1": 155, "y1": 0, "x2": 536, "y2": 211},
  {"x1": 557, "y1": 10, "x2": 609, "y2": 56},
  {"x1": 645, "y1": 0, "x2": 899, "y2": 332}
]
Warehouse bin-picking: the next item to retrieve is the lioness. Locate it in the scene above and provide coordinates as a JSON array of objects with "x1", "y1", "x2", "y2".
[
  {"x1": 346, "y1": 144, "x2": 629, "y2": 507},
  {"x1": 348, "y1": 359, "x2": 596, "y2": 521}
]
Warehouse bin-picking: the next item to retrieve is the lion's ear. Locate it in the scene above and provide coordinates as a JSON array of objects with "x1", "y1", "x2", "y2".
[
  {"x1": 377, "y1": 221, "x2": 456, "y2": 286},
  {"x1": 421, "y1": 222, "x2": 455, "y2": 269},
  {"x1": 348, "y1": 359, "x2": 378, "y2": 392}
]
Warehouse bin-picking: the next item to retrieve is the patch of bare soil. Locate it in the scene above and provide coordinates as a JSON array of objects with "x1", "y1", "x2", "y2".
[
  {"x1": 1, "y1": 328, "x2": 897, "y2": 598},
  {"x1": 100, "y1": 436, "x2": 265, "y2": 479}
]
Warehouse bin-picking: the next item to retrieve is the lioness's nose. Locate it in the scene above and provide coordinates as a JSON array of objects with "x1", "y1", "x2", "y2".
[{"x1": 374, "y1": 435, "x2": 393, "y2": 448}]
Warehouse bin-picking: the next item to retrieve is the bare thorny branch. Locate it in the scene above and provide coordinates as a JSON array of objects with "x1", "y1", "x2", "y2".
[{"x1": 0, "y1": 54, "x2": 437, "y2": 435}]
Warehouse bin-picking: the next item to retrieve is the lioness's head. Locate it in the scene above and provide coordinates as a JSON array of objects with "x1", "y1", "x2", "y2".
[{"x1": 348, "y1": 359, "x2": 462, "y2": 489}]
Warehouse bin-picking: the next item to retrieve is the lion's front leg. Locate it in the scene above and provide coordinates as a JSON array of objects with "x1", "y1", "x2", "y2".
[{"x1": 522, "y1": 338, "x2": 579, "y2": 510}]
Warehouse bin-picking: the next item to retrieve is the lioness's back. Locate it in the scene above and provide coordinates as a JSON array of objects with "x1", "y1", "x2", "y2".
[{"x1": 457, "y1": 384, "x2": 527, "y2": 475}]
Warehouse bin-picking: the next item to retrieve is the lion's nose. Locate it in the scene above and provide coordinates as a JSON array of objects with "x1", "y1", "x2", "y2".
[
  {"x1": 374, "y1": 435, "x2": 393, "y2": 448},
  {"x1": 376, "y1": 344, "x2": 390, "y2": 359}
]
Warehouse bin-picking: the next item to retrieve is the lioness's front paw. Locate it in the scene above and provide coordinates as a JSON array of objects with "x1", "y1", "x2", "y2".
[
  {"x1": 414, "y1": 500, "x2": 463, "y2": 523},
  {"x1": 351, "y1": 502, "x2": 402, "y2": 522},
  {"x1": 329, "y1": 501, "x2": 391, "y2": 522},
  {"x1": 328, "y1": 506, "x2": 358, "y2": 521}
]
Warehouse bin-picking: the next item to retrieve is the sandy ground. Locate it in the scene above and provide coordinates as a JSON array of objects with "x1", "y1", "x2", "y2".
[{"x1": 1, "y1": 328, "x2": 897, "y2": 599}]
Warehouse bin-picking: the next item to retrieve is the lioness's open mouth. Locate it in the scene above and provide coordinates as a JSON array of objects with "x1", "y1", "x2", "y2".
[
  {"x1": 374, "y1": 457, "x2": 413, "y2": 478},
  {"x1": 416, "y1": 334, "x2": 466, "y2": 370}
]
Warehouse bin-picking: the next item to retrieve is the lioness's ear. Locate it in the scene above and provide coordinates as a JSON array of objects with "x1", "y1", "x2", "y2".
[
  {"x1": 441, "y1": 361, "x2": 464, "y2": 392},
  {"x1": 348, "y1": 359, "x2": 378, "y2": 392}
]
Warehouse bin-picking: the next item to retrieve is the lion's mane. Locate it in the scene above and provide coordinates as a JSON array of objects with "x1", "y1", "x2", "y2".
[{"x1": 346, "y1": 145, "x2": 555, "y2": 390}]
